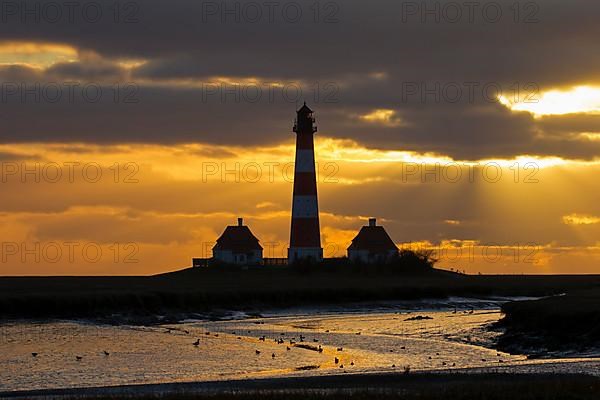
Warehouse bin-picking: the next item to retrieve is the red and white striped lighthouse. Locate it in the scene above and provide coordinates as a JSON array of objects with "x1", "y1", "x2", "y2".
[{"x1": 288, "y1": 102, "x2": 323, "y2": 263}]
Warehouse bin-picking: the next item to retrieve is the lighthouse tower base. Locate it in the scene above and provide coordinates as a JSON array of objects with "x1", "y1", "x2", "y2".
[{"x1": 288, "y1": 247, "x2": 323, "y2": 263}]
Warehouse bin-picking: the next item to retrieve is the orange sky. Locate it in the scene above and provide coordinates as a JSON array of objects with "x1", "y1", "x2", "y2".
[
  {"x1": 2, "y1": 1, "x2": 600, "y2": 275},
  {"x1": 1, "y1": 140, "x2": 599, "y2": 275}
]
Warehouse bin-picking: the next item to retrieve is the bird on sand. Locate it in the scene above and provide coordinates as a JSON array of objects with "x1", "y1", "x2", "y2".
[
  {"x1": 76, "y1": 356, "x2": 83, "y2": 361},
  {"x1": 255, "y1": 350, "x2": 261, "y2": 355},
  {"x1": 103, "y1": 351, "x2": 110, "y2": 356},
  {"x1": 193, "y1": 339, "x2": 200, "y2": 346},
  {"x1": 31, "y1": 353, "x2": 38, "y2": 357}
]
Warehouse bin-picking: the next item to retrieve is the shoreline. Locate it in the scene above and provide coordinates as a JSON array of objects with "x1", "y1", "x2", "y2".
[
  {"x1": 2, "y1": 269, "x2": 599, "y2": 323},
  {"x1": 0, "y1": 295, "x2": 520, "y2": 326}
]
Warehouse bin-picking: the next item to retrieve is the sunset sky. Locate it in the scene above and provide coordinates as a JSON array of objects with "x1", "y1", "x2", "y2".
[{"x1": 1, "y1": 0, "x2": 599, "y2": 275}]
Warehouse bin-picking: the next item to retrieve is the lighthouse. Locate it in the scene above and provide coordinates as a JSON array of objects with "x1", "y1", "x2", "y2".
[{"x1": 288, "y1": 103, "x2": 323, "y2": 263}]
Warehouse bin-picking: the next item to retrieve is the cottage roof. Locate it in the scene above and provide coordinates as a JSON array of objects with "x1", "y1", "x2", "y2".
[
  {"x1": 213, "y1": 225, "x2": 262, "y2": 253},
  {"x1": 348, "y1": 225, "x2": 398, "y2": 252}
]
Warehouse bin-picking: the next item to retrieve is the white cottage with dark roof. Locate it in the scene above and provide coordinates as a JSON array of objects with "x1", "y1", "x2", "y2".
[
  {"x1": 347, "y1": 218, "x2": 398, "y2": 264},
  {"x1": 212, "y1": 218, "x2": 263, "y2": 265}
]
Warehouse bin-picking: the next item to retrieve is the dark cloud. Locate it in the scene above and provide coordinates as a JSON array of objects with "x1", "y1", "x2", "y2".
[
  {"x1": 1, "y1": 0, "x2": 600, "y2": 159},
  {"x1": 0, "y1": 64, "x2": 43, "y2": 81},
  {"x1": 2, "y1": 1, "x2": 599, "y2": 83},
  {"x1": 46, "y1": 60, "x2": 128, "y2": 81},
  {"x1": 537, "y1": 114, "x2": 600, "y2": 137},
  {"x1": 1, "y1": 82, "x2": 600, "y2": 159}
]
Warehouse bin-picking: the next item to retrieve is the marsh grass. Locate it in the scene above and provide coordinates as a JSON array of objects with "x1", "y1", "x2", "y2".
[{"x1": 32, "y1": 374, "x2": 600, "y2": 400}]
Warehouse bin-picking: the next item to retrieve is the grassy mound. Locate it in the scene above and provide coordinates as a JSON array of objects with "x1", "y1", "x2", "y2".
[{"x1": 497, "y1": 289, "x2": 600, "y2": 354}]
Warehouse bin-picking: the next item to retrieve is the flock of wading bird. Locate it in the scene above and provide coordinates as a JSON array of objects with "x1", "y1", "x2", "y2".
[
  {"x1": 30, "y1": 350, "x2": 110, "y2": 361},
  {"x1": 27, "y1": 310, "x2": 507, "y2": 369},
  {"x1": 183, "y1": 317, "x2": 505, "y2": 371},
  {"x1": 189, "y1": 328, "x2": 361, "y2": 370}
]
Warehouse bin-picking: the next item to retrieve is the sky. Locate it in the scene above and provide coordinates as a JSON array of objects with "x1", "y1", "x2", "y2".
[{"x1": 0, "y1": 0, "x2": 599, "y2": 275}]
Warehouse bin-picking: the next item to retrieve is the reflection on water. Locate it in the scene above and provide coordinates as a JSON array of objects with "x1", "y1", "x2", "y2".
[{"x1": 1, "y1": 303, "x2": 599, "y2": 392}]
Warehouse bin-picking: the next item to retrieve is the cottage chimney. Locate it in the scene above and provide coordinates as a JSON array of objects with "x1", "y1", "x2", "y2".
[
  {"x1": 238, "y1": 217, "x2": 243, "y2": 226},
  {"x1": 369, "y1": 218, "x2": 376, "y2": 227}
]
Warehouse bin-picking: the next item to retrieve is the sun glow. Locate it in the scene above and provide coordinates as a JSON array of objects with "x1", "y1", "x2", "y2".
[
  {"x1": 359, "y1": 109, "x2": 403, "y2": 126},
  {"x1": 0, "y1": 42, "x2": 78, "y2": 67},
  {"x1": 476, "y1": 156, "x2": 569, "y2": 169},
  {"x1": 580, "y1": 132, "x2": 600, "y2": 141},
  {"x1": 500, "y1": 86, "x2": 600, "y2": 117},
  {"x1": 563, "y1": 214, "x2": 600, "y2": 225}
]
